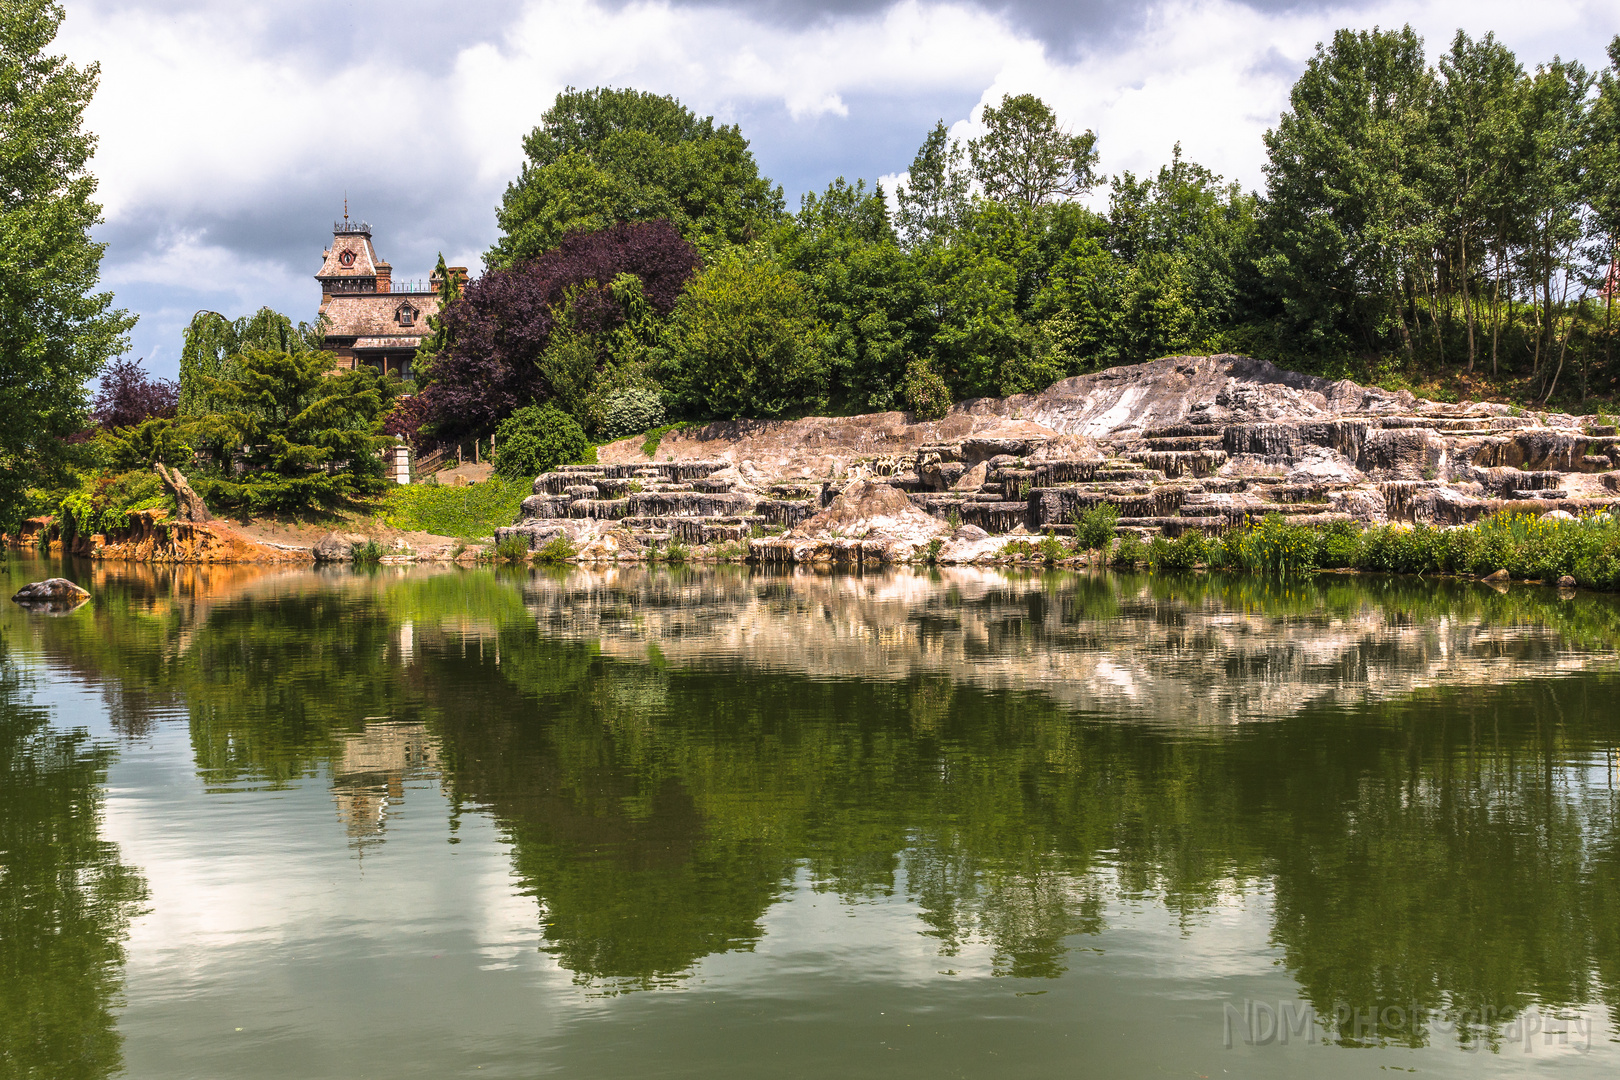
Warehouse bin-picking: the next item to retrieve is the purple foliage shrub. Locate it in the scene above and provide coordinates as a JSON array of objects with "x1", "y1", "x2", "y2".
[
  {"x1": 93, "y1": 358, "x2": 179, "y2": 430},
  {"x1": 425, "y1": 219, "x2": 698, "y2": 435}
]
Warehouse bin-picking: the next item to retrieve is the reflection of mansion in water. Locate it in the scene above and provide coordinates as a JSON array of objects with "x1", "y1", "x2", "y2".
[{"x1": 330, "y1": 721, "x2": 443, "y2": 846}]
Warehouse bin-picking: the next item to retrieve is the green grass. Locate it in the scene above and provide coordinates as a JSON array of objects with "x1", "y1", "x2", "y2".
[
  {"x1": 379, "y1": 477, "x2": 530, "y2": 539},
  {"x1": 640, "y1": 422, "x2": 696, "y2": 459}
]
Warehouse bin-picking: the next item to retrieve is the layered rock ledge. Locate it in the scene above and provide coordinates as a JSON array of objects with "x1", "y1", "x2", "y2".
[{"x1": 497, "y1": 354, "x2": 1620, "y2": 564}]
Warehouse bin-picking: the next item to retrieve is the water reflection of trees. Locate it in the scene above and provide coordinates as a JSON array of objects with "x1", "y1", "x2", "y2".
[
  {"x1": 9, "y1": 563, "x2": 1620, "y2": 1041},
  {"x1": 0, "y1": 643, "x2": 147, "y2": 1079},
  {"x1": 430, "y1": 628, "x2": 1620, "y2": 1033}
]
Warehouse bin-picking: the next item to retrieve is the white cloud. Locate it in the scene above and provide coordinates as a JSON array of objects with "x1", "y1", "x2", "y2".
[{"x1": 53, "y1": 0, "x2": 1617, "y2": 376}]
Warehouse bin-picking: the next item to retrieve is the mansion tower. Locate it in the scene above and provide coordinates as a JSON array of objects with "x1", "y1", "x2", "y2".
[{"x1": 315, "y1": 217, "x2": 465, "y2": 379}]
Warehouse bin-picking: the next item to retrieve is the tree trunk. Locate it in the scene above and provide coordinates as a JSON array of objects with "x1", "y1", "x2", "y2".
[
  {"x1": 1461, "y1": 234, "x2": 1476, "y2": 373},
  {"x1": 1489, "y1": 247, "x2": 1503, "y2": 378},
  {"x1": 154, "y1": 463, "x2": 213, "y2": 523}
]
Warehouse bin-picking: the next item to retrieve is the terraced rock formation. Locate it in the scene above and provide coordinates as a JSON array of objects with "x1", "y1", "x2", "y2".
[{"x1": 495, "y1": 354, "x2": 1620, "y2": 564}]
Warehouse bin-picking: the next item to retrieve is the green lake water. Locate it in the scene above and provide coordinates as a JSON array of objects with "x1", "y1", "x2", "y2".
[{"x1": 3, "y1": 557, "x2": 1619, "y2": 1078}]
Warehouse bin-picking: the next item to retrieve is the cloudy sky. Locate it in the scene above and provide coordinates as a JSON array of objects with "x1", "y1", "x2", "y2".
[{"x1": 57, "y1": 0, "x2": 1617, "y2": 379}]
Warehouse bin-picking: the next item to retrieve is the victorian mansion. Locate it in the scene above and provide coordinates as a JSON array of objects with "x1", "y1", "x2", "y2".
[{"x1": 315, "y1": 216, "x2": 465, "y2": 380}]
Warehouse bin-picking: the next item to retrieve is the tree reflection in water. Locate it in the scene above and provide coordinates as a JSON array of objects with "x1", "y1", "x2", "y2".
[
  {"x1": 0, "y1": 640, "x2": 147, "y2": 1079},
  {"x1": 10, "y1": 561, "x2": 1620, "y2": 1045}
]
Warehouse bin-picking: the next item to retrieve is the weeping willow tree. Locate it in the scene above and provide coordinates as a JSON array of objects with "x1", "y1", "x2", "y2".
[{"x1": 177, "y1": 307, "x2": 325, "y2": 416}]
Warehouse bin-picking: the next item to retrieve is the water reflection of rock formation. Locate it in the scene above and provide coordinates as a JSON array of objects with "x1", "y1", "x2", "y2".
[
  {"x1": 515, "y1": 567, "x2": 1620, "y2": 722},
  {"x1": 330, "y1": 721, "x2": 442, "y2": 847}
]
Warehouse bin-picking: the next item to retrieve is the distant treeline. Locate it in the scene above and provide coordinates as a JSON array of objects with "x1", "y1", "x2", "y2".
[{"x1": 373, "y1": 27, "x2": 1620, "y2": 446}]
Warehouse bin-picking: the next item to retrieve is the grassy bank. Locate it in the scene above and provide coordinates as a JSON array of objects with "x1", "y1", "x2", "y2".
[
  {"x1": 378, "y1": 477, "x2": 530, "y2": 539},
  {"x1": 1098, "y1": 510, "x2": 1620, "y2": 591}
]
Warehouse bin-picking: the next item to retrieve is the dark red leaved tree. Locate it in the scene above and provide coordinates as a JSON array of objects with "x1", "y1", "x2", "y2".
[
  {"x1": 93, "y1": 358, "x2": 179, "y2": 430},
  {"x1": 423, "y1": 219, "x2": 698, "y2": 436}
]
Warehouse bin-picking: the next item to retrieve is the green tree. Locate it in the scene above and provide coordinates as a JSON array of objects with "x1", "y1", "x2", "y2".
[
  {"x1": 1589, "y1": 37, "x2": 1620, "y2": 378},
  {"x1": 662, "y1": 248, "x2": 826, "y2": 419},
  {"x1": 1259, "y1": 26, "x2": 1436, "y2": 357},
  {"x1": 968, "y1": 93, "x2": 1099, "y2": 208},
  {"x1": 778, "y1": 178, "x2": 936, "y2": 413},
  {"x1": 177, "y1": 307, "x2": 324, "y2": 417},
  {"x1": 410, "y1": 252, "x2": 460, "y2": 383},
  {"x1": 190, "y1": 348, "x2": 396, "y2": 512},
  {"x1": 490, "y1": 87, "x2": 784, "y2": 266},
  {"x1": 1431, "y1": 32, "x2": 1524, "y2": 371},
  {"x1": 493, "y1": 403, "x2": 589, "y2": 479},
  {"x1": 1516, "y1": 57, "x2": 1593, "y2": 399},
  {"x1": 0, "y1": 0, "x2": 134, "y2": 528},
  {"x1": 895, "y1": 121, "x2": 971, "y2": 249}
]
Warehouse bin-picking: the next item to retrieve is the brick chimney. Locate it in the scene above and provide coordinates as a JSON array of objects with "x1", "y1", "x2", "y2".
[{"x1": 375, "y1": 260, "x2": 392, "y2": 293}]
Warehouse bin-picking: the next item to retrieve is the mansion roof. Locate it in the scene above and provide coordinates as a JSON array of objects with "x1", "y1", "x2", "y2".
[
  {"x1": 319, "y1": 291, "x2": 437, "y2": 343},
  {"x1": 315, "y1": 218, "x2": 457, "y2": 350}
]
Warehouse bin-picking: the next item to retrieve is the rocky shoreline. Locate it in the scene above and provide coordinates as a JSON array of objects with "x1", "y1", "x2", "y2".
[
  {"x1": 11, "y1": 354, "x2": 1620, "y2": 567},
  {"x1": 496, "y1": 354, "x2": 1620, "y2": 566}
]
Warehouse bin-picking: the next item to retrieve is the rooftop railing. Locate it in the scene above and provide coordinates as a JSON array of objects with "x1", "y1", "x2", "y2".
[{"x1": 334, "y1": 220, "x2": 372, "y2": 235}]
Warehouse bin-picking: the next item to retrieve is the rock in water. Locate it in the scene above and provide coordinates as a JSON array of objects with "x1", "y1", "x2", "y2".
[
  {"x1": 11, "y1": 578, "x2": 90, "y2": 611},
  {"x1": 1482, "y1": 569, "x2": 1511, "y2": 582},
  {"x1": 1558, "y1": 575, "x2": 1577, "y2": 588}
]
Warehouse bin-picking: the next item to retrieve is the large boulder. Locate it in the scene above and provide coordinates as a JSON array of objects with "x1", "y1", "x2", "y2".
[
  {"x1": 11, "y1": 577, "x2": 90, "y2": 612},
  {"x1": 313, "y1": 532, "x2": 368, "y2": 562}
]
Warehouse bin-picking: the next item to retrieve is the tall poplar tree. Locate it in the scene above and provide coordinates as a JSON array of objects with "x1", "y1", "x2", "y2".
[
  {"x1": 0, "y1": 0, "x2": 133, "y2": 525},
  {"x1": 1259, "y1": 27, "x2": 1434, "y2": 357}
]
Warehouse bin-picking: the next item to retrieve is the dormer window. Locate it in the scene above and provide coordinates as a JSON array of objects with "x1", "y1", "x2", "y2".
[
  {"x1": 339, "y1": 250, "x2": 356, "y2": 267},
  {"x1": 395, "y1": 303, "x2": 418, "y2": 327}
]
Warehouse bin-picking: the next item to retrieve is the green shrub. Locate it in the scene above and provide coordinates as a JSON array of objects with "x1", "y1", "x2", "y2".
[
  {"x1": 1316, "y1": 519, "x2": 1363, "y2": 568},
  {"x1": 659, "y1": 537, "x2": 691, "y2": 564},
  {"x1": 1038, "y1": 531, "x2": 1066, "y2": 564},
  {"x1": 600, "y1": 388, "x2": 667, "y2": 441},
  {"x1": 494, "y1": 533, "x2": 531, "y2": 563},
  {"x1": 1112, "y1": 533, "x2": 1144, "y2": 566},
  {"x1": 1214, "y1": 514, "x2": 1318, "y2": 575},
  {"x1": 1194, "y1": 509, "x2": 1620, "y2": 592},
  {"x1": 922, "y1": 537, "x2": 944, "y2": 565},
  {"x1": 351, "y1": 539, "x2": 384, "y2": 565},
  {"x1": 1149, "y1": 531, "x2": 1206, "y2": 571},
  {"x1": 902, "y1": 358, "x2": 952, "y2": 420},
  {"x1": 56, "y1": 469, "x2": 171, "y2": 540},
  {"x1": 380, "y1": 476, "x2": 529, "y2": 538},
  {"x1": 640, "y1": 422, "x2": 693, "y2": 459},
  {"x1": 1072, "y1": 502, "x2": 1119, "y2": 550},
  {"x1": 534, "y1": 534, "x2": 577, "y2": 564},
  {"x1": 494, "y1": 404, "x2": 589, "y2": 479}
]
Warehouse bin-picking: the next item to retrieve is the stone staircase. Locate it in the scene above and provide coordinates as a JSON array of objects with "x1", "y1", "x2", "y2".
[{"x1": 496, "y1": 401, "x2": 1620, "y2": 558}]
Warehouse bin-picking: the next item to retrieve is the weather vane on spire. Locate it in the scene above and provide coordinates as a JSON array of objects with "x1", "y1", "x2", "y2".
[{"x1": 344, "y1": 194, "x2": 349, "y2": 223}]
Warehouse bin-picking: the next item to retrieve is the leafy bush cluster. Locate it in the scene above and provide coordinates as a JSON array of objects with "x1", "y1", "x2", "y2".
[
  {"x1": 1124, "y1": 512, "x2": 1620, "y2": 592},
  {"x1": 1072, "y1": 502, "x2": 1120, "y2": 550},
  {"x1": 56, "y1": 470, "x2": 171, "y2": 540},
  {"x1": 493, "y1": 404, "x2": 591, "y2": 479}
]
